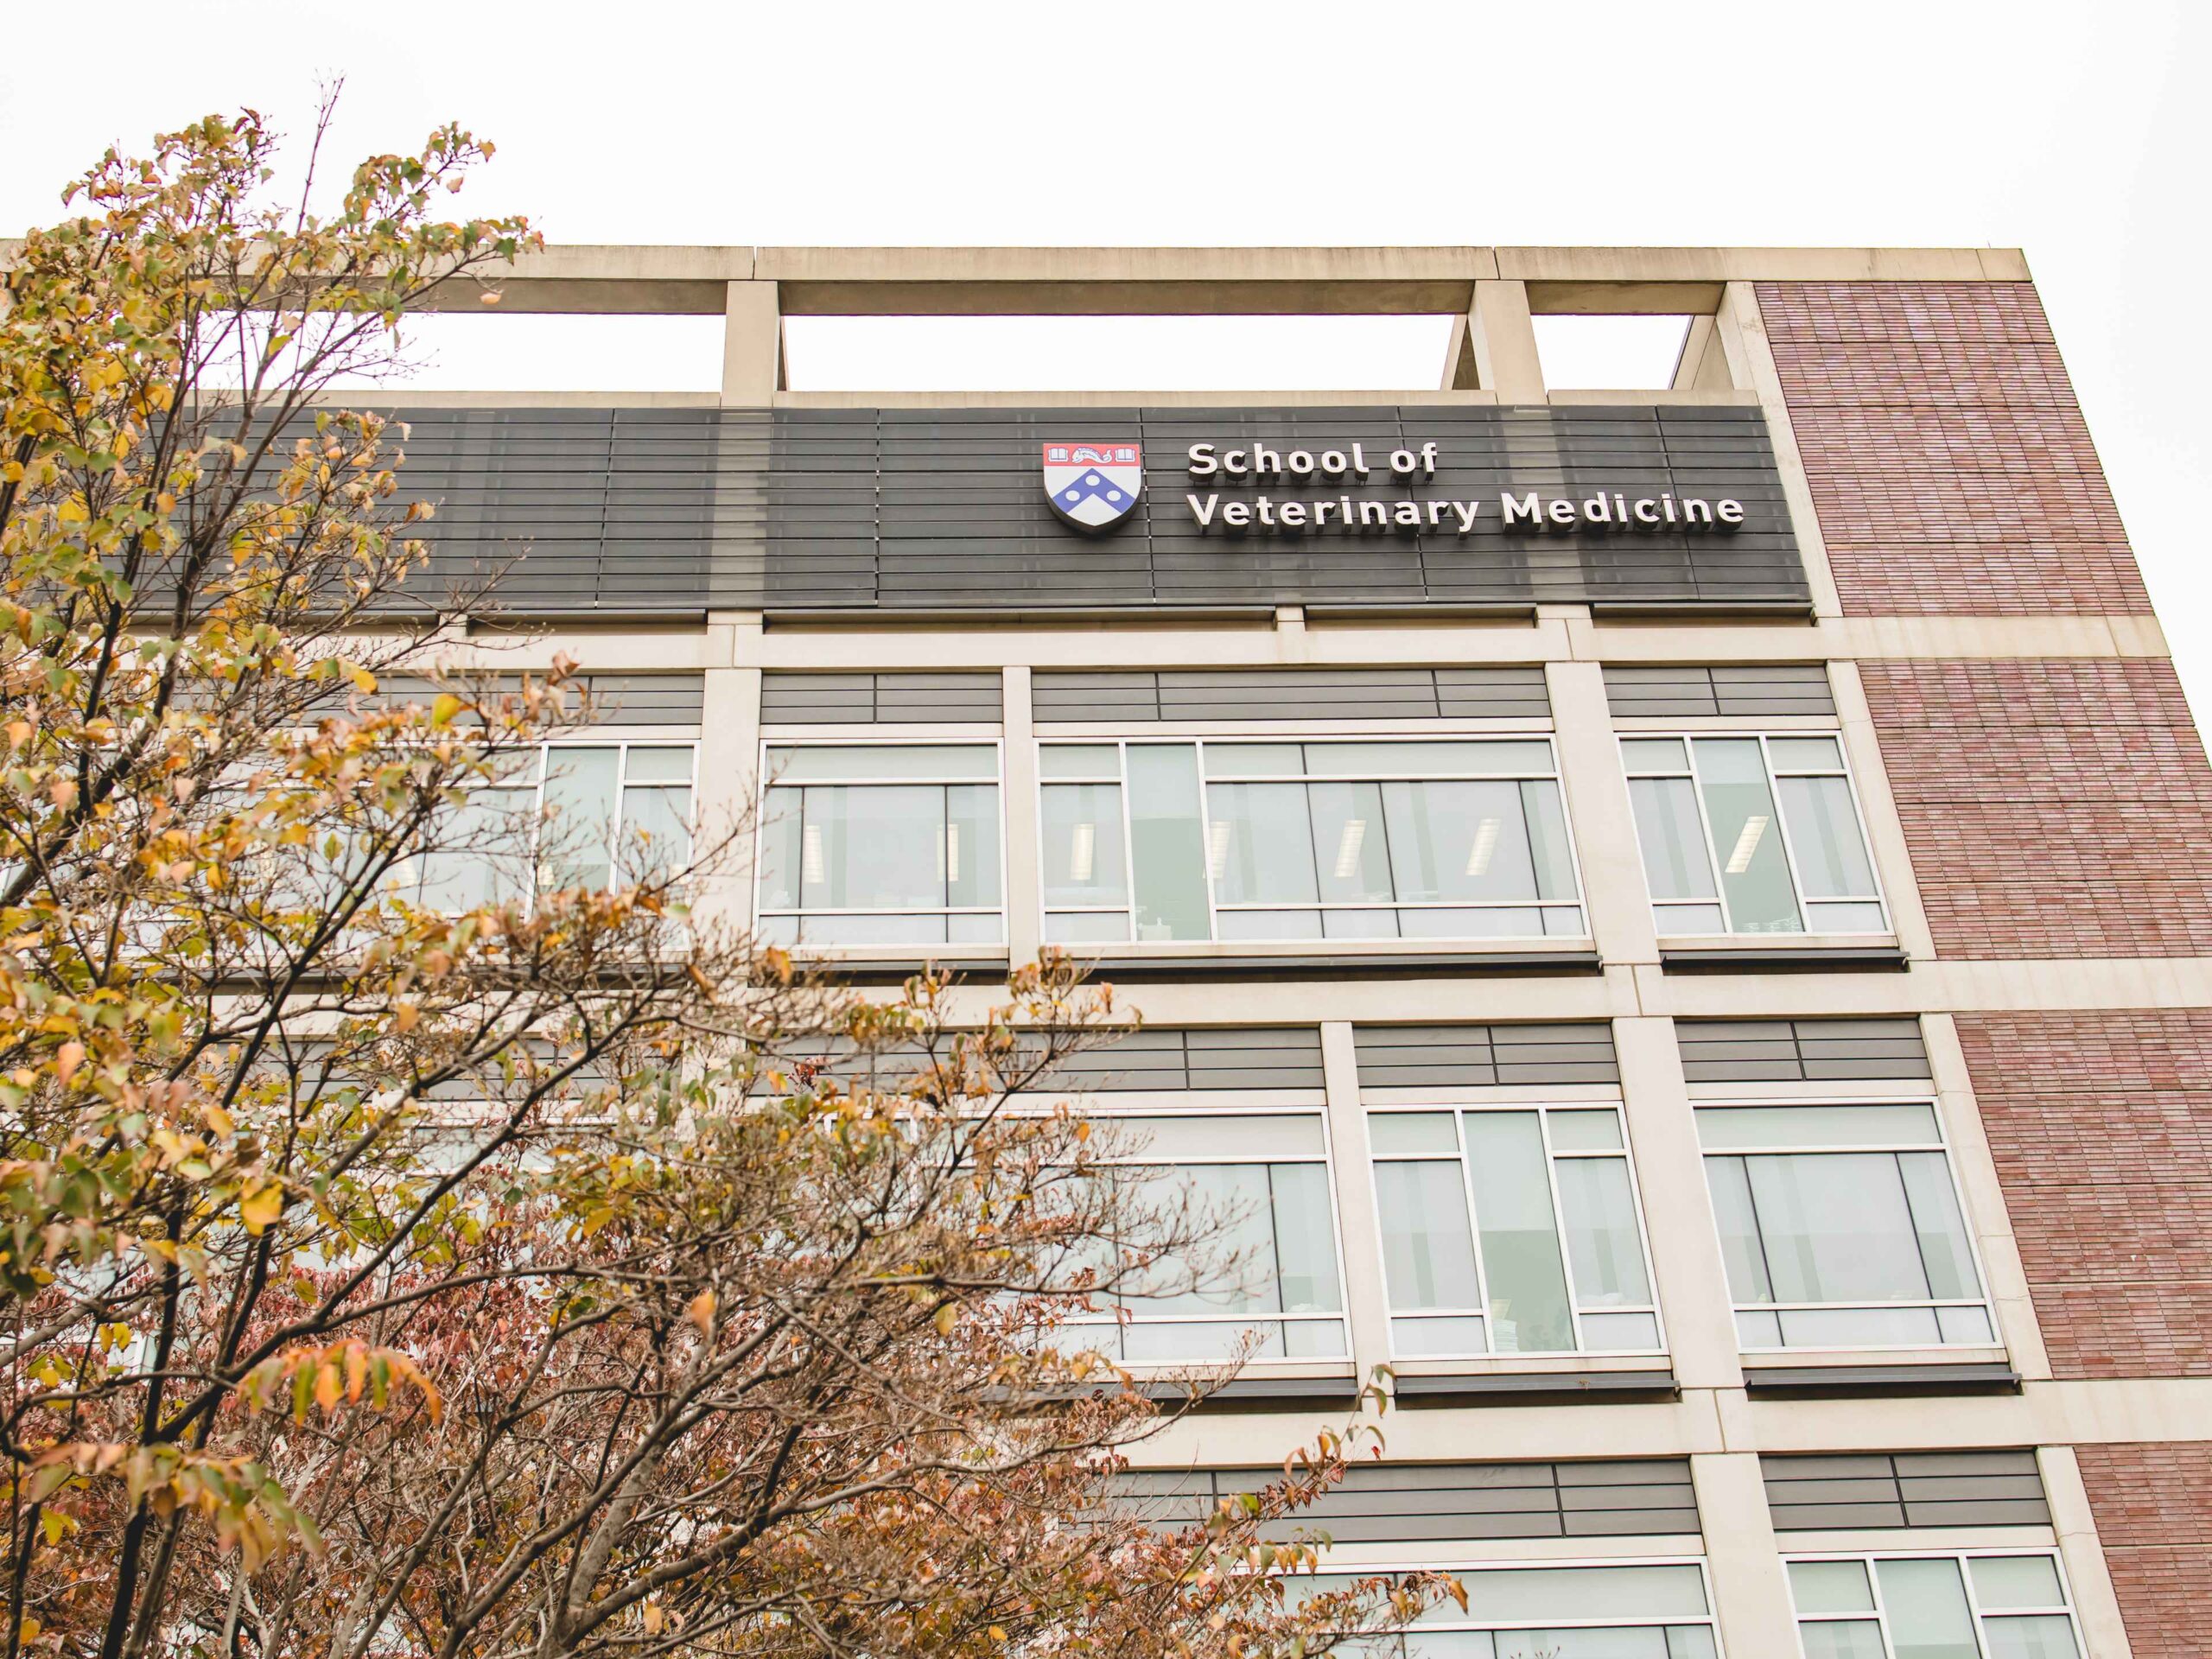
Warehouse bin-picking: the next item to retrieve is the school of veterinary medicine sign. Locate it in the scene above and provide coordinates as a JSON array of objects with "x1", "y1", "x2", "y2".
[{"x1": 1175, "y1": 439, "x2": 1747, "y2": 538}]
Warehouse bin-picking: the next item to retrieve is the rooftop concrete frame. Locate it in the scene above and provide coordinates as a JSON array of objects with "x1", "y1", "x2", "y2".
[{"x1": 386, "y1": 244, "x2": 2031, "y2": 315}]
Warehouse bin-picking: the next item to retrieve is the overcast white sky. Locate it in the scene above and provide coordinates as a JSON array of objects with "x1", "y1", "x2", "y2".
[{"x1": 3, "y1": 1, "x2": 2206, "y2": 717}]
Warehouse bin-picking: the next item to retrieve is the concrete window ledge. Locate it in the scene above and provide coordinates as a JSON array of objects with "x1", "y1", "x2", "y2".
[
  {"x1": 1136, "y1": 1374, "x2": 1365, "y2": 1412},
  {"x1": 1741, "y1": 1363, "x2": 2021, "y2": 1398},
  {"x1": 1389, "y1": 1370, "x2": 1680, "y2": 1407}
]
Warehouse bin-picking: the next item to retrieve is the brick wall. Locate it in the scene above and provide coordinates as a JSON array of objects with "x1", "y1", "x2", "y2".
[
  {"x1": 1957, "y1": 1010, "x2": 2212, "y2": 1378},
  {"x1": 1860, "y1": 658, "x2": 2212, "y2": 958},
  {"x1": 1757, "y1": 281, "x2": 2148, "y2": 616},
  {"x1": 2074, "y1": 1443, "x2": 2212, "y2": 1658}
]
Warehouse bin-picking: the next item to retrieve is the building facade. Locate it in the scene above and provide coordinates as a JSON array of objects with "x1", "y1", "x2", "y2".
[{"x1": 399, "y1": 246, "x2": 2212, "y2": 1659}]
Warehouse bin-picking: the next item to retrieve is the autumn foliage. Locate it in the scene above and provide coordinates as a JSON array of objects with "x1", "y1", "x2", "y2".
[{"x1": 0, "y1": 105, "x2": 1450, "y2": 1659}]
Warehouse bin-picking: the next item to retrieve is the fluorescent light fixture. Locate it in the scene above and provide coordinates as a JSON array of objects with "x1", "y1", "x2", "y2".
[
  {"x1": 1206, "y1": 820, "x2": 1230, "y2": 879},
  {"x1": 1071, "y1": 822, "x2": 1096, "y2": 882},
  {"x1": 1465, "y1": 817, "x2": 1501, "y2": 877},
  {"x1": 1725, "y1": 815, "x2": 1770, "y2": 874},
  {"x1": 1333, "y1": 818, "x2": 1367, "y2": 879},
  {"x1": 802, "y1": 823, "x2": 824, "y2": 886}
]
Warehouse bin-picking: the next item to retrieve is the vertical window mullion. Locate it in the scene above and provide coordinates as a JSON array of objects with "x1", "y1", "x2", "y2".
[
  {"x1": 1757, "y1": 733, "x2": 1821, "y2": 930},
  {"x1": 1680, "y1": 739, "x2": 1736, "y2": 933},
  {"x1": 1537, "y1": 1109, "x2": 1586, "y2": 1353},
  {"x1": 1196, "y1": 741, "x2": 1221, "y2": 941},
  {"x1": 1116, "y1": 741, "x2": 1138, "y2": 940},
  {"x1": 1455, "y1": 1110, "x2": 1492, "y2": 1349}
]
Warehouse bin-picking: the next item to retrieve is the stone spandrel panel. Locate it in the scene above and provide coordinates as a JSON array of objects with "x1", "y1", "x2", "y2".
[{"x1": 1757, "y1": 280, "x2": 2151, "y2": 617}]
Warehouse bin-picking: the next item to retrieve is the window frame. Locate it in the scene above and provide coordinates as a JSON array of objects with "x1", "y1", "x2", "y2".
[
  {"x1": 1039, "y1": 1091, "x2": 1355, "y2": 1367},
  {"x1": 1694, "y1": 1096, "x2": 1999, "y2": 1354},
  {"x1": 404, "y1": 736, "x2": 701, "y2": 911},
  {"x1": 1034, "y1": 733, "x2": 1589, "y2": 947},
  {"x1": 1305, "y1": 1554, "x2": 1726, "y2": 1657},
  {"x1": 1784, "y1": 1548, "x2": 2087, "y2": 1659},
  {"x1": 1619, "y1": 729, "x2": 1890, "y2": 939},
  {"x1": 1363, "y1": 1100, "x2": 1667, "y2": 1361},
  {"x1": 753, "y1": 735, "x2": 1010, "y2": 949}
]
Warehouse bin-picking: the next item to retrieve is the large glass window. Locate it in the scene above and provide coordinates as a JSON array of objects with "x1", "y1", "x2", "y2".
[
  {"x1": 404, "y1": 742, "x2": 696, "y2": 911},
  {"x1": 1697, "y1": 1103, "x2": 1993, "y2": 1351},
  {"x1": 1314, "y1": 1560, "x2": 1719, "y2": 1658},
  {"x1": 1039, "y1": 740, "x2": 1583, "y2": 944},
  {"x1": 1368, "y1": 1105, "x2": 1662, "y2": 1357},
  {"x1": 1061, "y1": 1109, "x2": 1348, "y2": 1363},
  {"x1": 1622, "y1": 734, "x2": 1885, "y2": 937},
  {"x1": 1789, "y1": 1553, "x2": 2083, "y2": 1659},
  {"x1": 758, "y1": 743, "x2": 1003, "y2": 946}
]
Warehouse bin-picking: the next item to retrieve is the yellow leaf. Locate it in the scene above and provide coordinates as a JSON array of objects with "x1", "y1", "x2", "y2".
[
  {"x1": 643, "y1": 1604, "x2": 664, "y2": 1636},
  {"x1": 429, "y1": 693, "x2": 461, "y2": 728},
  {"x1": 393, "y1": 1001, "x2": 419, "y2": 1033},
  {"x1": 933, "y1": 1302, "x2": 958, "y2": 1337},
  {"x1": 688, "y1": 1290, "x2": 715, "y2": 1334},
  {"x1": 238, "y1": 1181, "x2": 283, "y2": 1236},
  {"x1": 314, "y1": 1361, "x2": 342, "y2": 1412},
  {"x1": 54, "y1": 1042, "x2": 84, "y2": 1085},
  {"x1": 19, "y1": 1618, "x2": 40, "y2": 1643}
]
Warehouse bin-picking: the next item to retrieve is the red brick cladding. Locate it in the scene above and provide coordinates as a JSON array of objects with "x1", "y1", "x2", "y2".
[
  {"x1": 1956, "y1": 1010, "x2": 2212, "y2": 1378},
  {"x1": 1859, "y1": 658, "x2": 2212, "y2": 958},
  {"x1": 1755, "y1": 281, "x2": 2148, "y2": 614},
  {"x1": 2074, "y1": 1443, "x2": 2212, "y2": 1658}
]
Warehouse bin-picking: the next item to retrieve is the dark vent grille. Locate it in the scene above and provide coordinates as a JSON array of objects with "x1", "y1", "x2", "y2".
[
  {"x1": 1356, "y1": 1025, "x2": 1620, "y2": 1089},
  {"x1": 1033, "y1": 668, "x2": 1550, "y2": 723},
  {"x1": 1763, "y1": 1451, "x2": 2049, "y2": 1531},
  {"x1": 1604, "y1": 664, "x2": 1835, "y2": 719},
  {"x1": 761, "y1": 671, "x2": 1002, "y2": 725},
  {"x1": 1677, "y1": 1019, "x2": 1929, "y2": 1084},
  {"x1": 1112, "y1": 1459, "x2": 1699, "y2": 1542}
]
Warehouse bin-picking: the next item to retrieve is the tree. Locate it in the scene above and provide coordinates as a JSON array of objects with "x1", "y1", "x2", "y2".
[{"x1": 0, "y1": 106, "x2": 1453, "y2": 1658}]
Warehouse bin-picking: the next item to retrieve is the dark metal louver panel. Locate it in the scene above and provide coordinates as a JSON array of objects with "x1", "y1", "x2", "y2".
[
  {"x1": 1604, "y1": 663, "x2": 1836, "y2": 718},
  {"x1": 369, "y1": 672, "x2": 705, "y2": 728},
  {"x1": 760, "y1": 671, "x2": 1003, "y2": 725},
  {"x1": 372, "y1": 404, "x2": 1806, "y2": 615},
  {"x1": 1048, "y1": 1028, "x2": 1326, "y2": 1093},
  {"x1": 1762, "y1": 1452, "x2": 2049, "y2": 1531},
  {"x1": 1031, "y1": 667, "x2": 1552, "y2": 723},
  {"x1": 1356, "y1": 1024, "x2": 1621, "y2": 1089},
  {"x1": 1112, "y1": 1459, "x2": 1699, "y2": 1542},
  {"x1": 1677, "y1": 1019, "x2": 1929, "y2": 1084}
]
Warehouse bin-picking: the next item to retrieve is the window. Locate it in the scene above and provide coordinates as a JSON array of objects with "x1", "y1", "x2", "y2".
[
  {"x1": 1039, "y1": 739, "x2": 1583, "y2": 945},
  {"x1": 1060, "y1": 1109, "x2": 1348, "y2": 1363},
  {"x1": 1622, "y1": 735, "x2": 1885, "y2": 937},
  {"x1": 1315, "y1": 1560, "x2": 1720, "y2": 1658},
  {"x1": 1789, "y1": 1553, "x2": 2084, "y2": 1659},
  {"x1": 1697, "y1": 1103, "x2": 1993, "y2": 1351},
  {"x1": 757, "y1": 742, "x2": 1004, "y2": 946},
  {"x1": 404, "y1": 741, "x2": 696, "y2": 911},
  {"x1": 1367, "y1": 1106, "x2": 1661, "y2": 1357}
]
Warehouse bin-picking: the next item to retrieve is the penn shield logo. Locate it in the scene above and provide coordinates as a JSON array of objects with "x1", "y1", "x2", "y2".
[{"x1": 1042, "y1": 442, "x2": 1143, "y2": 532}]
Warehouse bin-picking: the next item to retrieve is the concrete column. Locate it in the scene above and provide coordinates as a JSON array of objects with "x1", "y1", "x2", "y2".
[
  {"x1": 1611, "y1": 1018, "x2": 1744, "y2": 1392},
  {"x1": 1319, "y1": 1021, "x2": 1392, "y2": 1379},
  {"x1": 2037, "y1": 1445, "x2": 2137, "y2": 1659},
  {"x1": 693, "y1": 620, "x2": 763, "y2": 939},
  {"x1": 1467, "y1": 280, "x2": 1547, "y2": 403},
  {"x1": 1715, "y1": 282, "x2": 1843, "y2": 619},
  {"x1": 1691, "y1": 1452, "x2": 1802, "y2": 1659},
  {"x1": 721, "y1": 281, "x2": 783, "y2": 406},
  {"x1": 1001, "y1": 665, "x2": 1042, "y2": 965},
  {"x1": 1545, "y1": 659, "x2": 1660, "y2": 969},
  {"x1": 1922, "y1": 1013, "x2": 2053, "y2": 1381},
  {"x1": 1827, "y1": 658, "x2": 1937, "y2": 963}
]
